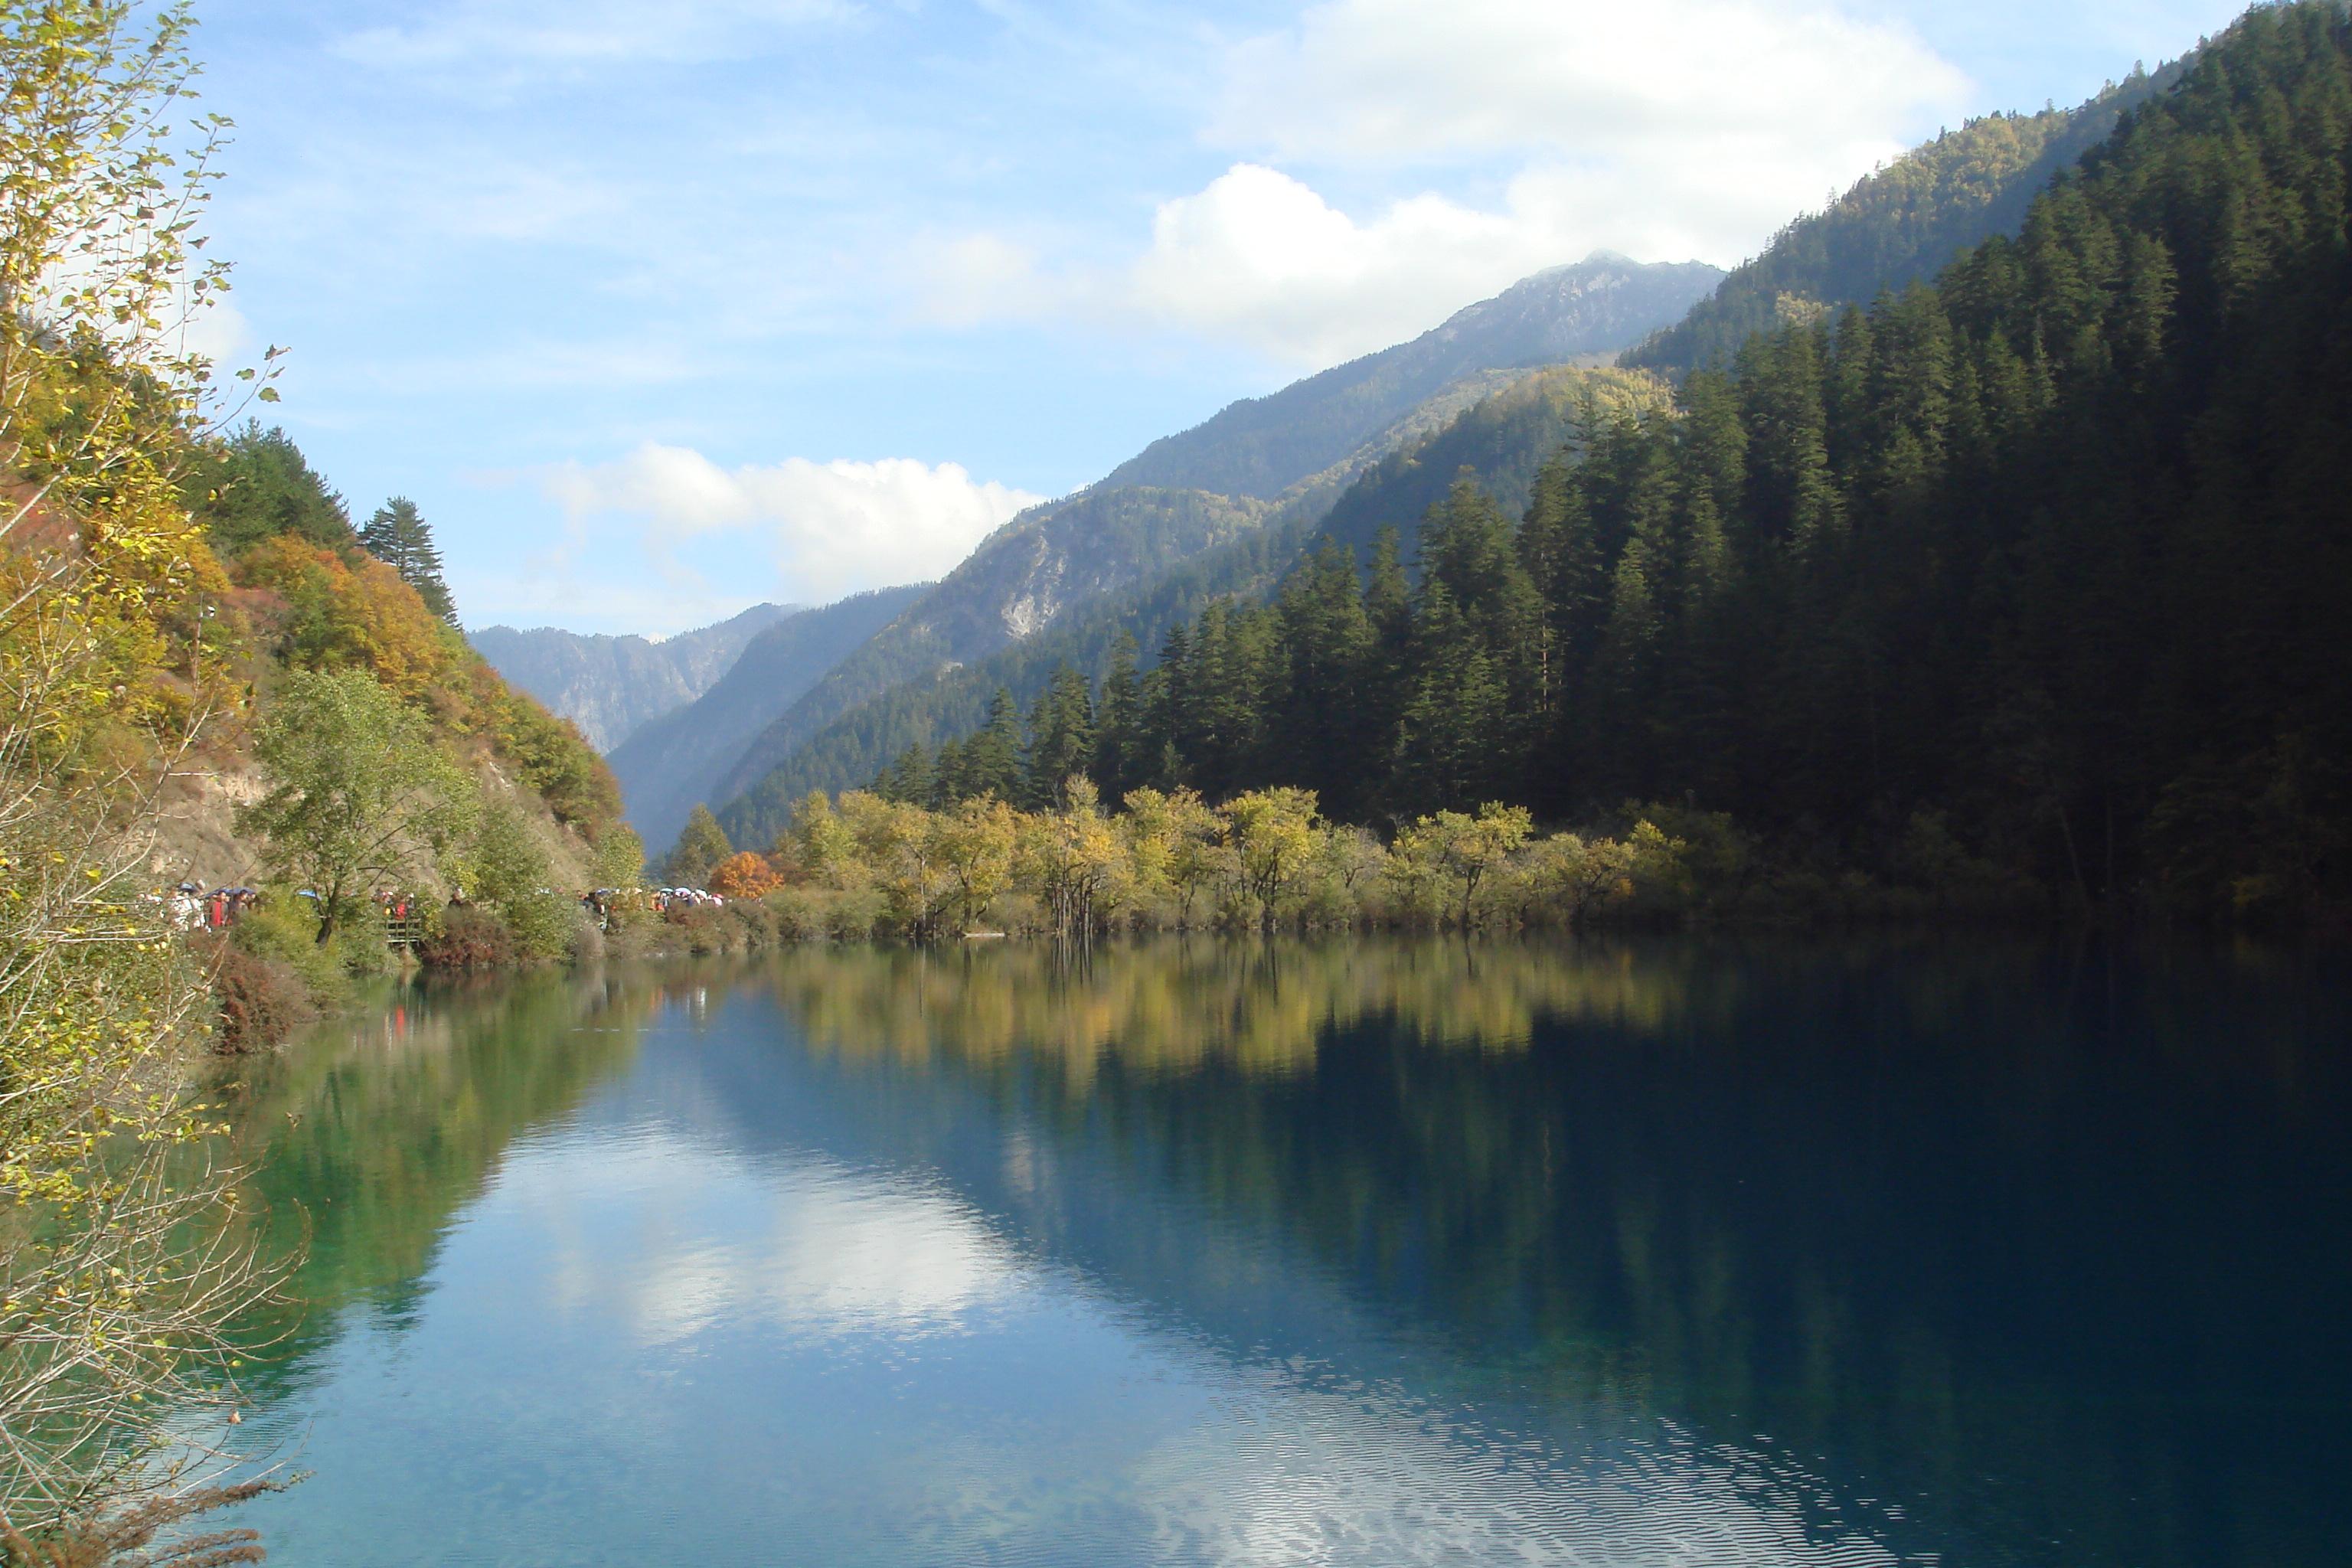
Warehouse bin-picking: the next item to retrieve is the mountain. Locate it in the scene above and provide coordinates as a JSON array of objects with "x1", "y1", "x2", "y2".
[
  {"x1": 1103, "y1": 253, "x2": 1721, "y2": 504},
  {"x1": 607, "y1": 584, "x2": 929, "y2": 854},
  {"x1": 701, "y1": 488, "x2": 1272, "y2": 815},
  {"x1": 712, "y1": 364, "x2": 1675, "y2": 842},
  {"x1": 850, "y1": 0, "x2": 2352, "y2": 923},
  {"x1": 469, "y1": 601, "x2": 796, "y2": 750},
  {"x1": 1625, "y1": 67, "x2": 2181, "y2": 374},
  {"x1": 692, "y1": 259, "x2": 1723, "y2": 851},
  {"x1": 714, "y1": 17, "x2": 2250, "y2": 841}
]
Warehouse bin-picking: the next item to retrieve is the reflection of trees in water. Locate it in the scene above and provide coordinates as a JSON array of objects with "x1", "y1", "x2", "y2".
[
  {"x1": 756, "y1": 936, "x2": 2352, "y2": 1568},
  {"x1": 761, "y1": 936, "x2": 1749, "y2": 1080},
  {"x1": 191, "y1": 939, "x2": 2350, "y2": 1567},
  {"x1": 202, "y1": 970, "x2": 662, "y2": 1395}
]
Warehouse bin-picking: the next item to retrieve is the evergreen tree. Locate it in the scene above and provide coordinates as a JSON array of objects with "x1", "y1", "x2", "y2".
[
  {"x1": 930, "y1": 737, "x2": 969, "y2": 808},
  {"x1": 1390, "y1": 581, "x2": 1508, "y2": 818},
  {"x1": 361, "y1": 497, "x2": 458, "y2": 624},
  {"x1": 1266, "y1": 539, "x2": 1374, "y2": 812},
  {"x1": 962, "y1": 689, "x2": 1024, "y2": 802},
  {"x1": 880, "y1": 742, "x2": 934, "y2": 805},
  {"x1": 1024, "y1": 665, "x2": 1096, "y2": 808},
  {"x1": 191, "y1": 422, "x2": 354, "y2": 555},
  {"x1": 1092, "y1": 633, "x2": 1145, "y2": 800}
]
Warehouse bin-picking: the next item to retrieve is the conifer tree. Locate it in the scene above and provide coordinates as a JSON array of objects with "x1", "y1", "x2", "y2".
[
  {"x1": 361, "y1": 496, "x2": 458, "y2": 623},
  {"x1": 930, "y1": 737, "x2": 969, "y2": 808},
  {"x1": 881, "y1": 742, "x2": 934, "y2": 805},
  {"x1": 1093, "y1": 632, "x2": 1145, "y2": 799},
  {"x1": 1024, "y1": 665, "x2": 1096, "y2": 808},
  {"x1": 962, "y1": 689, "x2": 1025, "y2": 802},
  {"x1": 1268, "y1": 539, "x2": 1374, "y2": 810}
]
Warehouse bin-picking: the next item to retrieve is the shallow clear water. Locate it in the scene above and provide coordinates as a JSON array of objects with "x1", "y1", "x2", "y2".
[{"x1": 207, "y1": 939, "x2": 2352, "y2": 1566}]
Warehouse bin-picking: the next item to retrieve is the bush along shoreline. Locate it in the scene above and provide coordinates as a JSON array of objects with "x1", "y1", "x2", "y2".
[{"x1": 207, "y1": 767, "x2": 2068, "y2": 1055}]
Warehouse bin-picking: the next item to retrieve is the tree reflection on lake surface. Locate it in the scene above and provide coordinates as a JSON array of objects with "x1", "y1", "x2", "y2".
[{"x1": 212, "y1": 938, "x2": 2351, "y2": 1566}]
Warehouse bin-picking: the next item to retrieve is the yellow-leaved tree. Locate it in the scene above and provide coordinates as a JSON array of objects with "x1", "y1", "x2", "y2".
[{"x1": 2, "y1": 0, "x2": 287, "y2": 1551}]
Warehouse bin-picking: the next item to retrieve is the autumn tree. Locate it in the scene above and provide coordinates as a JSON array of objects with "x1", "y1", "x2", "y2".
[
  {"x1": 707, "y1": 850, "x2": 783, "y2": 900},
  {"x1": 934, "y1": 795, "x2": 1017, "y2": 932},
  {"x1": 1220, "y1": 787, "x2": 1321, "y2": 934},
  {"x1": 1393, "y1": 802, "x2": 1534, "y2": 928},
  {"x1": 665, "y1": 804, "x2": 733, "y2": 888},
  {"x1": 240, "y1": 668, "x2": 476, "y2": 942},
  {"x1": 2, "y1": 0, "x2": 289, "y2": 1535}
]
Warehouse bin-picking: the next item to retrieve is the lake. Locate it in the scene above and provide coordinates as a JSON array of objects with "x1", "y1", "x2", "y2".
[{"x1": 207, "y1": 937, "x2": 2352, "y2": 1566}]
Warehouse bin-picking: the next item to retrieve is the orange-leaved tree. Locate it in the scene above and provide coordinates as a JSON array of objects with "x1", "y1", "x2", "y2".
[{"x1": 707, "y1": 851, "x2": 783, "y2": 900}]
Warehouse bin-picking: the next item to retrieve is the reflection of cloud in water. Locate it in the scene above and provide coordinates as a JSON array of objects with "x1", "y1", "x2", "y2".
[
  {"x1": 1127, "y1": 1371, "x2": 1903, "y2": 1566},
  {"x1": 490, "y1": 1129, "x2": 1906, "y2": 1566},
  {"x1": 502, "y1": 1130, "x2": 1023, "y2": 1346}
]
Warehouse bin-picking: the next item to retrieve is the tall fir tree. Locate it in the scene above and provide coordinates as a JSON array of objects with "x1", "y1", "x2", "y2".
[{"x1": 361, "y1": 496, "x2": 458, "y2": 624}]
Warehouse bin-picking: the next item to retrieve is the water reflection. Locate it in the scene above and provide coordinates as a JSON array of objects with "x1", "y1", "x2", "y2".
[{"x1": 214, "y1": 939, "x2": 2351, "y2": 1567}]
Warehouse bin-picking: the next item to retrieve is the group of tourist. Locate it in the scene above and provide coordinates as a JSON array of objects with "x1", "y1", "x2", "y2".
[
  {"x1": 573, "y1": 886, "x2": 724, "y2": 929},
  {"x1": 165, "y1": 884, "x2": 257, "y2": 931}
]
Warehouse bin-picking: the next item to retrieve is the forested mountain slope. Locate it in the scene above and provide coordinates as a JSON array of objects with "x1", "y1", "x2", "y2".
[
  {"x1": 714, "y1": 518, "x2": 1313, "y2": 847},
  {"x1": 1626, "y1": 64, "x2": 2183, "y2": 374},
  {"x1": 1104, "y1": 254, "x2": 1720, "y2": 501},
  {"x1": 471, "y1": 601, "x2": 795, "y2": 750},
  {"x1": 1312, "y1": 366, "x2": 1671, "y2": 559},
  {"x1": 100, "y1": 423, "x2": 626, "y2": 896},
  {"x1": 676, "y1": 260, "x2": 1720, "y2": 856},
  {"x1": 701, "y1": 487, "x2": 1271, "y2": 814},
  {"x1": 897, "y1": 0, "x2": 2352, "y2": 923},
  {"x1": 609, "y1": 583, "x2": 927, "y2": 853},
  {"x1": 713, "y1": 365, "x2": 1671, "y2": 841}
]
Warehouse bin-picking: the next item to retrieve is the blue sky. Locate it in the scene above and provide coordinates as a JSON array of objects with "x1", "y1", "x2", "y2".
[{"x1": 187, "y1": 0, "x2": 2252, "y2": 634}]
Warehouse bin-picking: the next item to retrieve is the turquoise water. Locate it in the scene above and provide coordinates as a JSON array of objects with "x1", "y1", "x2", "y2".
[{"x1": 211, "y1": 939, "x2": 2352, "y2": 1565}]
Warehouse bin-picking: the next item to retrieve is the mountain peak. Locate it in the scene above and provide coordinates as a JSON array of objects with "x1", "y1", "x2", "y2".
[{"x1": 1099, "y1": 253, "x2": 1722, "y2": 504}]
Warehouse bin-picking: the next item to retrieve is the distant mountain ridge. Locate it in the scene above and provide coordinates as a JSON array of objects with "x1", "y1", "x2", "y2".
[
  {"x1": 703, "y1": 488, "x2": 1273, "y2": 817},
  {"x1": 608, "y1": 584, "x2": 929, "y2": 853},
  {"x1": 1625, "y1": 67, "x2": 2181, "y2": 374},
  {"x1": 471, "y1": 602, "x2": 796, "y2": 751},
  {"x1": 707, "y1": 47, "x2": 2225, "y2": 828},
  {"x1": 1104, "y1": 253, "x2": 1721, "y2": 502},
  {"x1": 681, "y1": 256, "x2": 1722, "y2": 849}
]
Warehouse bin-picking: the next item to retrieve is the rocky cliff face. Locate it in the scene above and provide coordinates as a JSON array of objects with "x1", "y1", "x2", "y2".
[
  {"x1": 704, "y1": 488, "x2": 1269, "y2": 818},
  {"x1": 470, "y1": 601, "x2": 797, "y2": 751}
]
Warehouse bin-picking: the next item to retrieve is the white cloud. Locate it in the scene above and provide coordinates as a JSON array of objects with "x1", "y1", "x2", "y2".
[
  {"x1": 931, "y1": 0, "x2": 1975, "y2": 368},
  {"x1": 1126, "y1": 164, "x2": 1569, "y2": 367},
  {"x1": 337, "y1": 0, "x2": 858, "y2": 76},
  {"x1": 540, "y1": 442, "x2": 1044, "y2": 606},
  {"x1": 1214, "y1": 0, "x2": 1966, "y2": 166}
]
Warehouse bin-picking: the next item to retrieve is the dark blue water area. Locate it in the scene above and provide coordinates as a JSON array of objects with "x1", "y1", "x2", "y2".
[{"x1": 214, "y1": 938, "x2": 2352, "y2": 1566}]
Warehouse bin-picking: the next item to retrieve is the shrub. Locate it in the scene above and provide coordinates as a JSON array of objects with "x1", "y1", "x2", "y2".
[
  {"x1": 566, "y1": 909, "x2": 606, "y2": 965},
  {"x1": 499, "y1": 890, "x2": 576, "y2": 960},
  {"x1": 417, "y1": 905, "x2": 516, "y2": 969},
  {"x1": 228, "y1": 890, "x2": 351, "y2": 1001},
  {"x1": 196, "y1": 934, "x2": 315, "y2": 1054}
]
